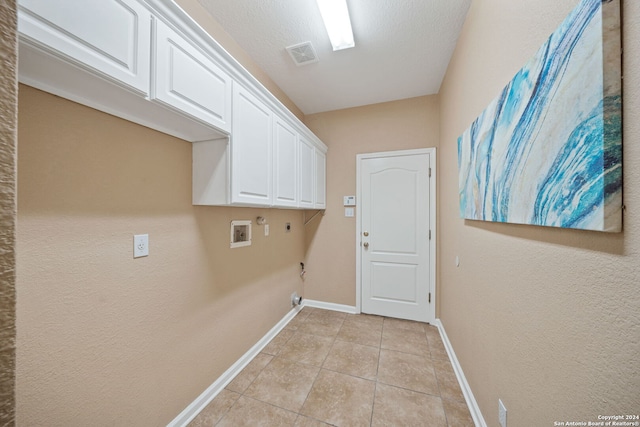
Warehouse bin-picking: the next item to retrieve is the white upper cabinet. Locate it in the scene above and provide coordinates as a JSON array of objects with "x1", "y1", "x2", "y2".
[
  {"x1": 298, "y1": 137, "x2": 315, "y2": 209},
  {"x1": 18, "y1": 0, "x2": 151, "y2": 95},
  {"x1": 273, "y1": 117, "x2": 299, "y2": 208},
  {"x1": 152, "y1": 19, "x2": 232, "y2": 133},
  {"x1": 315, "y1": 148, "x2": 327, "y2": 209},
  {"x1": 231, "y1": 84, "x2": 273, "y2": 206},
  {"x1": 17, "y1": 0, "x2": 228, "y2": 141},
  {"x1": 18, "y1": 0, "x2": 328, "y2": 209},
  {"x1": 192, "y1": 102, "x2": 327, "y2": 209}
]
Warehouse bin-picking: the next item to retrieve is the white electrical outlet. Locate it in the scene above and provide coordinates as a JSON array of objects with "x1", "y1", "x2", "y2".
[
  {"x1": 134, "y1": 234, "x2": 149, "y2": 258},
  {"x1": 498, "y1": 399, "x2": 507, "y2": 427}
]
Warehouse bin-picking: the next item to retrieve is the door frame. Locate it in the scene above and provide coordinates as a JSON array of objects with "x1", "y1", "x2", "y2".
[{"x1": 355, "y1": 148, "x2": 437, "y2": 323}]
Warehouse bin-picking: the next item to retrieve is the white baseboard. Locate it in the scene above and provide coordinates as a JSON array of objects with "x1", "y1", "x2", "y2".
[
  {"x1": 167, "y1": 305, "x2": 303, "y2": 427},
  {"x1": 303, "y1": 299, "x2": 358, "y2": 314},
  {"x1": 433, "y1": 319, "x2": 487, "y2": 427}
]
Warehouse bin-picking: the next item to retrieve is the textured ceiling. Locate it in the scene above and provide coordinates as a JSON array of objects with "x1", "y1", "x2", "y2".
[{"x1": 197, "y1": 0, "x2": 471, "y2": 114}]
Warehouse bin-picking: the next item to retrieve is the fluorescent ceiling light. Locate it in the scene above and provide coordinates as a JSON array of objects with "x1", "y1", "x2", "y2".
[{"x1": 316, "y1": 0, "x2": 355, "y2": 51}]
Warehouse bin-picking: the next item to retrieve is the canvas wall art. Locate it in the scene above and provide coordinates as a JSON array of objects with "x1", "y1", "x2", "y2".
[{"x1": 457, "y1": 0, "x2": 622, "y2": 232}]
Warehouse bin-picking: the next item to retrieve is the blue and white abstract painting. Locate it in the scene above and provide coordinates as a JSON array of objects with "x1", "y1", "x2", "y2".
[{"x1": 458, "y1": 0, "x2": 622, "y2": 232}]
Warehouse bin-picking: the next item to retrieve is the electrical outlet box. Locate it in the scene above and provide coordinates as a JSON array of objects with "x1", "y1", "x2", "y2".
[
  {"x1": 134, "y1": 234, "x2": 149, "y2": 258},
  {"x1": 230, "y1": 220, "x2": 251, "y2": 248},
  {"x1": 498, "y1": 399, "x2": 507, "y2": 427}
]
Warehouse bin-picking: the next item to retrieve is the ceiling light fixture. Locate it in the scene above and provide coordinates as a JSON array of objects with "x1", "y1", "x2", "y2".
[{"x1": 315, "y1": 0, "x2": 355, "y2": 51}]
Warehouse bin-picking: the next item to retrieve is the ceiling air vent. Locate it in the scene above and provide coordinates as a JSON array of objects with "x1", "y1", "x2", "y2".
[{"x1": 286, "y1": 41, "x2": 319, "y2": 66}]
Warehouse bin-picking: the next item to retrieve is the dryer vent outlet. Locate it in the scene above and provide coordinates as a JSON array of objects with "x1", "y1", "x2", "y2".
[{"x1": 291, "y1": 292, "x2": 303, "y2": 306}]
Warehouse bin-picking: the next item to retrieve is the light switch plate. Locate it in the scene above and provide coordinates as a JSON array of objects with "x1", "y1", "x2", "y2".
[
  {"x1": 345, "y1": 207, "x2": 355, "y2": 217},
  {"x1": 134, "y1": 234, "x2": 149, "y2": 258}
]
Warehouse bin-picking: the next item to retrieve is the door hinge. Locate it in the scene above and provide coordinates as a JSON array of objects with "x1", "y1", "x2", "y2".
[
  {"x1": 429, "y1": 230, "x2": 432, "y2": 240},
  {"x1": 429, "y1": 167, "x2": 432, "y2": 178},
  {"x1": 429, "y1": 292, "x2": 431, "y2": 303}
]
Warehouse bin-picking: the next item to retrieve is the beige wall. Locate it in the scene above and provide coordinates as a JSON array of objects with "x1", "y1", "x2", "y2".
[
  {"x1": 16, "y1": 86, "x2": 306, "y2": 425},
  {"x1": 304, "y1": 96, "x2": 440, "y2": 306},
  {"x1": 438, "y1": 0, "x2": 640, "y2": 425},
  {"x1": 176, "y1": 0, "x2": 305, "y2": 121},
  {"x1": 14, "y1": 4, "x2": 312, "y2": 425},
  {"x1": 13, "y1": 1, "x2": 640, "y2": 425},
  {"x1": 0, "y1": 1, "x2": 17, "y2": 425}
]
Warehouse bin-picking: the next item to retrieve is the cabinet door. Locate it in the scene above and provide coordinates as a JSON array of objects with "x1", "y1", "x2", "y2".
[
  {"x1": 273, "y1": 117, "x2": 299, "y2": 207},
  {"x1": 315, "y1": 148, "x2": 327, "y2": 209},
  {"x1": 153, "y1": 19, "x2": 232, "y2": 133},
  {"x1": 18, "y1": 0, "x2": 151, "y2": 94},
  {"x1": 298, "y1": 137, "x2": 315, "y2": 209},
  {"x1": 232, "y1": 85, "x2": 273, "y2": 205}
]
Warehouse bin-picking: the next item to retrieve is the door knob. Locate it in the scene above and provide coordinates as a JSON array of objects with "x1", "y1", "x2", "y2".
[
  {"x1": 363, "y1": 231, "x2": 369, "y2": 236},
  {"x1": 363, "y1": 242, "x2": 369, "y2": 248}
]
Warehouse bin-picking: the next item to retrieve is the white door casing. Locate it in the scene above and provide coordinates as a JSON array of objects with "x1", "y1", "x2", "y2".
[{"x1": 357, "y1": 149, "x2": 436, "y2": 323}]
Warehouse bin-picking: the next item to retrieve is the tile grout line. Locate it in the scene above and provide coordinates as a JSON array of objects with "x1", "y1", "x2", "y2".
[
  {"x1": 279, "y1": 307, "x2": 319, "y2": 423},
  {"x1": 296, "y1": 307, "x2": 343, "y2": 424},
  {"x1": 430, "y1": 344, "x2": 451, "y2": 427},
  {"x1": 370, "y1": 381, "x2": 378, "y2": 427},
  {"x1": 202, "y1": 308, "x2": 473, "y2": 426},
  {"x1": 217, "y1": 308, "x2": 308, "y2": 426},
  {"x1": 216, "y1": 355, "x2": 273, "y2": 425},
  {"x1": 370, "y1": 329, "x2": 383, "y2": 427},
  {"x1": 211, "y1": 391, "x2": 237, "y2": 427}
]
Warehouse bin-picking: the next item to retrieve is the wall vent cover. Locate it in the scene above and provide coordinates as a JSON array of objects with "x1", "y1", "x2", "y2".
[{"x1": 286, "y1": 41, "x2": 319, "y2": 66}]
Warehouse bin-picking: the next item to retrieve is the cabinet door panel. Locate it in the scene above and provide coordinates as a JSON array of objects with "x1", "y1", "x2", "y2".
[
  {"x1": 232, "y1": 86, "x2": 272, "y2": 205},
  {"x1": 18, "y1": 0, "x2": 151, "y2": 94},
  {"x1": 154, "y1": 19, "x2": 231, "y2": 132},
  {"x1": 315, "y1": 149, "x2": 327, "y2": 209},
  {"x1": 299, "y1": 137, "x2": 315, "y2": 209},
  {"x1": 274, "y1": 118, "x2": 298, "y2": 207}
]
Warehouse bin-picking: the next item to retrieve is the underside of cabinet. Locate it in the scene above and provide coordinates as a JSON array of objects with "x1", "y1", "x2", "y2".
[{"x1": 19, "y1": 42, "x2": 228, "y2": 142}]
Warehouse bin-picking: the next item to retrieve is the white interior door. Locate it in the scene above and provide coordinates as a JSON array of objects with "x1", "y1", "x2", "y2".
[{"x1": 359, "y1": 150, "x2": 434, "y2": 323}]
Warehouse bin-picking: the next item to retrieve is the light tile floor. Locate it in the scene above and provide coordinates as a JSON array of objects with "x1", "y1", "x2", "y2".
[{"x1": 189, "y1": 307, "x2": 474, "y2": 426}]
